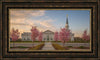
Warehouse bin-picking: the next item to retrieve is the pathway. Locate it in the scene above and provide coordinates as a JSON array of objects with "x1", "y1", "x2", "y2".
[{"x1": 42, "y1": 42, "x2": 55, "y2": 50}]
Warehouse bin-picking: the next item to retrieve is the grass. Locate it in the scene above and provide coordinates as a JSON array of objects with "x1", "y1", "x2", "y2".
[
  {"x1": 64, "y1": 46, "x2": 90, "y2": 50},
  {"x1": 67, "y1": 46, "x2": 73, "y2": 48},
  {"x1": 67, "y1": 41, "x2": 89, "y2": 43},
  {"x1": 10, "y1": 41, "x2": 61, "y2": 43},
  {"x1": 52, "y1": 43, "x2": 66, "y2": 50},
  {"x1": 10, "y1": 46, "x2": 29, "y2": 48},
  {"x1": 67, "y1": 39, "x2": 90, "y2": 43},
  {"x1": 28, "y1": 43, "x2": 44, "y2": 50},
  {"x1": 79, "y1": 46, "x2": 84, "y2": 48},
  {"x1": 51, "y1": 41, "x2": 61, "y2": 42},
  {"x1": 67, "y1": 46, "x2": 90, "y2": 49},
  {"x1": 10, "y1": 41, "x2": 45, "y2": 43},
  {"x1": 10, "y1": 39, "x2": 90, "y2": 43},
  {"x1": 78, "y1": 46, "x2": 86, "y2": 49}
]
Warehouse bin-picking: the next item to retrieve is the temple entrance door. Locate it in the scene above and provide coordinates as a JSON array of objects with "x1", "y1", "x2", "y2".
[{"x1": 47, "y1": 35, "x2": 49, "y2": 41}]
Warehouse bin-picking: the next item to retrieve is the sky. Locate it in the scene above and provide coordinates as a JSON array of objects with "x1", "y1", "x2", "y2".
[{"x1": 9, "y1": 9, "x2": 90, "y2": 37}]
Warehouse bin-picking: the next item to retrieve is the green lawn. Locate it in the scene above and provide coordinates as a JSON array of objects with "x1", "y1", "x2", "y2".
[
  {"x1": 10, "y1": 41, "x2": 45, "y2": 43},
  {"x1": 67, "y1": 40, "x2": 90, "y2": 43},
  {"x1": 10, "y1": 46, "x2": 29, "y2": 48},
  {"x1": 10, "y1": 40, "x2": 90, "y2": 43}
]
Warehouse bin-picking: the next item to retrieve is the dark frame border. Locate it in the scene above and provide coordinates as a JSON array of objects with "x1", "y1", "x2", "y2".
[{"x1": 0, "y1": 0, "x2": 99, "y2": 59}]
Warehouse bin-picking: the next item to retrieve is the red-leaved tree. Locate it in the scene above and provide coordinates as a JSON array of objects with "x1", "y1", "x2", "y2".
[
  {"x1": 54, "y1": 32, "x2": 59, "y2": 42},
  {"x1": 38, "y1": 32, "x2": 43, "y2": 42},
  {"x1": 82, "y1": 30, "x2": 90, "y2": 41},
  {"x1": 31, "y1": 26, "x2": 39, "y2": 46},
  {"x1": 59, "y1": 28, "x2": 70, "y2": 47},
  {"x1": 11, "y1": 28, "x2": 20, "y2": 47}
]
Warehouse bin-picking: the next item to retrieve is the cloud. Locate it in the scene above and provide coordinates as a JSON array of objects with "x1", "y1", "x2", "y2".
[
  {"x1": 31, "y1": 10, "x2": 45, "y2": 16},
  {"x1": 10, "y1": 9, "x2": 57, "y2": 33},
  {"x1": 10, "y1": 18, "x2": 57, "y2": 33},
  {"x1": 35, "y1": 20, "x2": 57, "y2": 32},
  {"x1": 37, "y1": 20, "x2": 53, "y2": 27},
  {"x1": 10, "y1": 9, "x2": 45, "y2": 20}
]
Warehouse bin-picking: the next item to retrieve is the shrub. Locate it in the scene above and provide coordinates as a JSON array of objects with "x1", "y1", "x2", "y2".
[
  {"x1": 52, "y1": 43, "x2": 66, "y2": 50},
  {"x1": 28, "y1": 43, "x2": 44, "y2": 50}
]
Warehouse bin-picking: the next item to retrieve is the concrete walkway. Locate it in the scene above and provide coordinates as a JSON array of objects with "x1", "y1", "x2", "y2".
[{"x1": 42, "y1": 42, "x2": 55, "y2": 50}]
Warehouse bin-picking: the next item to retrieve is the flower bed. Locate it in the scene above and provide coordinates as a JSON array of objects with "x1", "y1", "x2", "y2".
[
  {"x1": 52, "y1": 43, "x2": 66, "y2": 50},
  {"x1": 28, "y1": 43, "x2": 44, "y2": 50}
]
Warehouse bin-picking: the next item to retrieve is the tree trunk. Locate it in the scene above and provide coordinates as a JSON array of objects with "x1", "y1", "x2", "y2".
[
  {"x1": 63, "y1": 43, "x2": 64, "y2": 47},
  {"x1": 13, "y1": 41, "x2": 15, "y2": 48},
  {"x1": 63, "y1": 41, "x2": 65, "y2": 47},
  {"x1": 32, "y1": 40, "x2": 34, "y2": 47}
]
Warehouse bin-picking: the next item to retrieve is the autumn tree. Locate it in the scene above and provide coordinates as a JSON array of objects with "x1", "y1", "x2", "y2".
[
  {"x1": 11, "y1": 28, "x2": 20, "y2": 47},
  {"x1": 82, "y1": 30, "x2": 90, "y2": 41},
  {"x1": 38, "y1": 32, "x2": 43, "y2": 42},
  {"x1": 54, "y1": 31, "x2": 59, "y2": 42},
  {"x1": 59, "y1": 28, "x2": 70, "y2": 47},
  {"x1": 31, "y1": 26, "x2": 39, "y2": 46}
]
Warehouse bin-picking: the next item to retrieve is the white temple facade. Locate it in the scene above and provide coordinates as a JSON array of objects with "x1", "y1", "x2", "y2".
[
  {"x1": 21, "y1": 30, "x2": 54, "y2": 41},
  {"x1": 42, "y1": 30, "x2": 54, "y2": 41},
  {"x1": 21, "y1": 15, "x2": 74, "y2": 41}
]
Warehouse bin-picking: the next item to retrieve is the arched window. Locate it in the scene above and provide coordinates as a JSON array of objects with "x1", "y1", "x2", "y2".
[{"x1": 47, "y1": 35, "x2": 49, "y2": 40}]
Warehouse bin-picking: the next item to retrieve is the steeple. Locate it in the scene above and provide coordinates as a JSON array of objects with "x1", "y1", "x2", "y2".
[
  {"x1": 66, "y1": 14, "x2": 68, "y2": 24},
  {"x1": 65, "y1": 14, "x2": 69, "y2": 29}
]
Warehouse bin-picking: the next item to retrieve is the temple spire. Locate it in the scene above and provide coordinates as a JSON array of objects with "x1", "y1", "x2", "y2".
[
  {"x1": 66, "y1": 14, "x2": 68, "y2": 24},
  {"x1": 65, "y1": 14, "x2": 69, "y2": 29}
]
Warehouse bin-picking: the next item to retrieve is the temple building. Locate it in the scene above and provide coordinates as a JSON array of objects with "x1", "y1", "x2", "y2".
[
  {"x1": 21, "y1": 15, "x2": 74, "y2": 41},
  {"x1": 21, "y1": 30, "x2": 54, "y2": 41}
]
